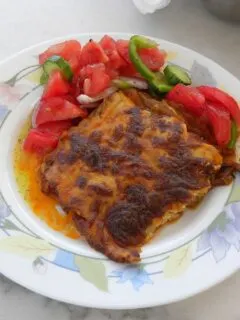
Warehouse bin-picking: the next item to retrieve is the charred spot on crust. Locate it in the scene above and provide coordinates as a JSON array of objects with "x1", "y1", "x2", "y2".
[
  {"x1": 147, "y1": 192, "x2": 163, "y2": 214},
  {"x1": 70, "y1": 134, "x2": 106, "y2": 171},
  {"x1": 76, "y1": 176, "x2": 87, "y2": 189},
  {"x1": 112, "y1": 124, "x2": 124, "y2": 141},
  {"x1": 124, "y1": 133, "x2": 143, "y2": 154},
  {"x1": 88, "y1": 183, "x2": 113, "y2": 196},
  {"x1": 126, "y1": 107, "x2": 144, "y2": 136},
  {"x1": 56, "y1": 151, "x2": 77, "y2": 165},
  {"x1": 126, "y1": 184, "x2": 148, "y2": 205},
  {"x1": 106, "y1": 202, "x2": 151, "y2": 246},
  {"x1": 151, "y1": 136, "x2": 166, "y2": 148},
  {"x1": 89, "y1": 130, "x2": 103, "y2": 143}
]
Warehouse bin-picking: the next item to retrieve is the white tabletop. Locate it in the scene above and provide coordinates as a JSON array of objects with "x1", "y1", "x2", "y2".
[{"x1": 0, "y1": 0, "x2": 240, "y2": 319}]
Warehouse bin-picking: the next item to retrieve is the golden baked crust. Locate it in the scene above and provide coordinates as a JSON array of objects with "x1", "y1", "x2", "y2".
[{"x1": 40, "y1": 91, "x2": 222, "y2": 263}]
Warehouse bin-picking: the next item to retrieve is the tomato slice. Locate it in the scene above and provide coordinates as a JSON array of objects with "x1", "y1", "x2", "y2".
[
  {"x1": 118, "y1": 64, "x2": 141, "y2": 78},
  {"x1": 105, "y1": 67, "x2": 119, "y2": 80},
  {"x1": 42, "y1": 71, "x2": 70, "y2": 99},
  {"x1": 68, "y1": 55, "x2": 80, "y2": 73},
  {"x1": 37, "y1": 120, "x2": 73, "y2": 136},
  {"x1": 205, "y1": 102, "x2": 231, "y2": 147},
  {"x1": 116, "y1": 40, "x2": 131, "y2": 64},
  {"x1": 79, "y1": 63, "x2": 105, "y2": 80},
  {"x1": 79, "y1": 63, "x2": 118, "y2": 81},
  {"x1": 100, "y1": 35, "x2": 126, "y2": 70},
  {"x1": 116, "y1": 39, "x2": 166, "y2": 71},
  {"x1": 35, "y1": 97, "x2": 87, "y2": 126},
  {"x1": 82, "y1": 65, "x2": 111, "y2": 97},
  {"x1": 166, "y1": 84, "x2": 206, "y2": 116},
  {"x1": 39, "y1": 40, "x2": 82, "y2": 64},
  {"x1": 139, "y1": 47, "x2": 166, "y2": 71},
  {"x1": 79, "y1": 40, "x2": 109, "y2": 67},
  {"x1": 23, "y1": 129, "x2": 59, "y2": 154},
  {"x1": 197, "y1": 86, "x2": 240, "y2": 126}
]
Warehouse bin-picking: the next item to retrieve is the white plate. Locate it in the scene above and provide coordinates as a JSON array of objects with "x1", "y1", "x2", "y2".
[{"x1": 0, "y1": 33, "x2": 239, "y2": 309}]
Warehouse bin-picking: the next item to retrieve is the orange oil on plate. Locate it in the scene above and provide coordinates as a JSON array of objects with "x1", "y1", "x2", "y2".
[{"x1": 13, "y1": 118, "x2": 80, "y2": 239}]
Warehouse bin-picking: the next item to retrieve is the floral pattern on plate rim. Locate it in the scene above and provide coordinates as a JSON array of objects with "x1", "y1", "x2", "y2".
[{"x1": 0, "y1": 57, "x2": 239, "y2": 292}]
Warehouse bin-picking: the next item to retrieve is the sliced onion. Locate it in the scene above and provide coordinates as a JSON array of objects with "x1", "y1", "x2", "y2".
[
  {"x1": 55, "y1": 204, "x2": 67, "y2": 216},
  {"x1": 115, "y1": 77, "x2": 148, "y2": 90},
  {"x1": 32, "y1": 101, "x2": 40, "y2": 128},
  {"x1": 81, "y1": 102, "x2": 100, "y2": 109},
  {"x1": 77, "y1": 87, "x2": 118, "y2": 105}
]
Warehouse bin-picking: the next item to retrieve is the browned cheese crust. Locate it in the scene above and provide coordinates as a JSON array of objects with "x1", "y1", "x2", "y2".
[{"x1": 40, "y1": 91, "x2": 223, "y2": 263}]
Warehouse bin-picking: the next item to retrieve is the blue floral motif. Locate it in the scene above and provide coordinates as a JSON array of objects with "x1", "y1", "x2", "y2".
[
  {"x1": 0, "y1": 104, "x2": 9, "y2": 125},
  {"x1": 111, "y1": 265, "x2": 153, "y2": 291},
  {"x1": 197, "y1": 202, "x2": 240, "y2": 262},
  {"x1": 52, "y1": 249, "x2": 78, "y2": 272}
]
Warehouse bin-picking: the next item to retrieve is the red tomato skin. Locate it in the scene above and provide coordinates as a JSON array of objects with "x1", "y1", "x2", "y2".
[
  {"x1": 100, "y1": 35, "x2": 126, "y2": 69},
  {"x1": 116, "y1": 40, "x2": 131, "y2": 64},
  {"x1": 116, "y1": 39, "x2": 166, "y2": 71},
  {"x1": 39, "y1": 40, "x2": 82, "y2": 64},
  {"x1": 23, "y1": 129, "x2": 59, "y2": 154},
  {"x1": 79, "y1": 63, "x2": 105, "y2": 80},
  {"x1": 118, "y1": 64, "x2": 142, "y2": 78},
  {"x1": 80, "y1": 65, "x2": 110, "y2": 97},
  {"x1": 205, "y1": 102, "x2": 231, "y2": 146},
  {"x1": 105, "y1": 67, "x2": 119, "y2": 80},
  {"x1": 197, "y1": 86, "x2": 240, "y2": 126},
  {"x1": 79, "y1": 40, "x2": 109, "y2": 67},
  {"x1": 42, "y1": 71, "x2": 70, "y2": 99},
  {"x1": 68, "y1": 55, "x2": 80, "y2": 73},
  {"x1": 166, "y1": 84, "x2": 206, "y2": 116},
  {"x1": 37, "y1": 120, "x2": 72, "y2": 136},
  {"x1": 35, "y1": 97, "x2": 87, "y2": 126},
  {"x1": 83, "y1": 70, "x2": 110, "y2": 97},
  {"x1": 139, "y1": 48, "x2": 166, "y2": 71}
]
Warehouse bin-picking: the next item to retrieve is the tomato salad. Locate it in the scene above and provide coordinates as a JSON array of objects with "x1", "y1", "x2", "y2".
[{"x1": 24, "y1": 35, "x2": 240, "y2": 154}]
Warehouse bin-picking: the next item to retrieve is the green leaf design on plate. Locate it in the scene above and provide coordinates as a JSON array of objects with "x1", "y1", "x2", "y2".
[
  {"x1": 163, "y1": 243, "x2": 193, "y2": 278},
  {"x1": 26, "y1": 67, "x2": 43, "y2": 84},
  {"x1": 0, "y1": 235, "x2": 54, "y2": 258},
  {"x1": 227, "y1": 184, "x2": 240, "y2": 204},
  {"x1": 74, "y1": 256, "x2": 108, "y2": 292},
  {"x1": 2, "y1": 219, "x2": 22, "y2": 232},
  {"x1": 207, "y1": 211, "x2": 230, "y2": 232},
  {"x1": 4, "y1": 65, "x2": 40, "y2": 86}
]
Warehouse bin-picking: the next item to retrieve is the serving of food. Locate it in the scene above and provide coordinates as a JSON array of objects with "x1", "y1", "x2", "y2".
[{"x1": 0, "y1": 33, "x2": 240, "y2": 307}]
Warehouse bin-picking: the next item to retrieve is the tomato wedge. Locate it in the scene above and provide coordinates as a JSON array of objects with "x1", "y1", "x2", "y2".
[
  {"x1": 42, "y1": 71, "x2": 70, "y2": 99},
  {"x1": 79, "y1": 63, "x2": 105, "y2": 80},
  {"x1": 100, "y1": 35, "x2": 126, "y2": 69},
  {"x1": 116, "y1": 40, "x2": 131, "y2": 64},
  {"x1": 82, "y1": 65, "x2": 111, "y2": 97},
  {"x1": 68, "y1": 55, "x2": 80, "y2": 73},
  {"x1": 166, "y1": 84, "x2": 206, "y2": 116},
  {"x1": 37, "y1": 120, "x2": 73, "y2": 136},
  {"x1": 118, "y1": 64, "x2": 141, "y2": 78},
  {"x1": 39, "y1": 40, "x2": 82, "y2": 64},
  {"x1": 205, "y1": 102, "x2": 231, "y2": 147},
  {"x1": 197, "y1": 86, "x2": 240, "y2": 126},
  {"x1": 23, "y1": 129, "x2": 59, "y2": 154},
  {"x1": 35, "y1": 97, "x2": 87, "y2": 126},
  {"x1": 139, "y1": 47, "x2": 166, "y2": 71},
  {"x1": 116, "y1": 39, "x2": 166, "y2": 71},
  {"x1": 79, "y1": 40, "x2": 109, "y2": 67}
]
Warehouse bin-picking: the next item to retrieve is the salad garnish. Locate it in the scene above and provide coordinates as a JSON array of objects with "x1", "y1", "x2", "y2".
[{"x1": 21, "y1": 34, "x2": 239, "y2": 154}]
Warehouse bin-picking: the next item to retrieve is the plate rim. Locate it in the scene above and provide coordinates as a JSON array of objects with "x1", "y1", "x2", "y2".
[{"x1": 0, "y1": 32, "x2": 239, "y2": 309}]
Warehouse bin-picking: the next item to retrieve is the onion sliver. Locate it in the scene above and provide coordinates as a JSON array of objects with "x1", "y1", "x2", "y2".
[
  {"x1": 77, "y1": 87, "x2": 117, "y2": 104},
  {"x1": 116, "y1": 77, "x2": 148, "y2": 90}
]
